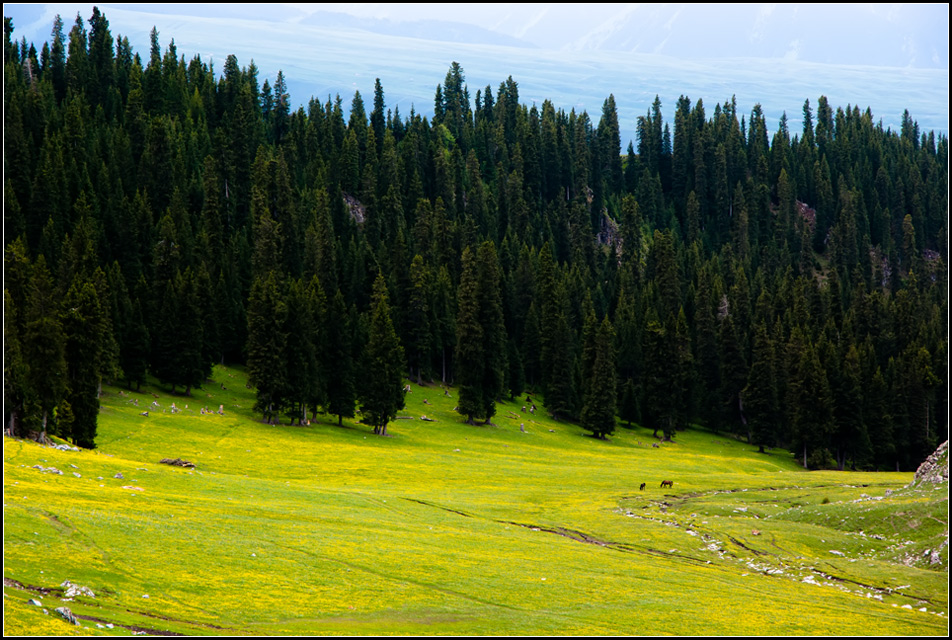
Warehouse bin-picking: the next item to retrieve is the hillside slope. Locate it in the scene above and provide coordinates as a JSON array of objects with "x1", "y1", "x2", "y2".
[{"x1": 3, "y1": 367, "x2": 948, "y2": 635}]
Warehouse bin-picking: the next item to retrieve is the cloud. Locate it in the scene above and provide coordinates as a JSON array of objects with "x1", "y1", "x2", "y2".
[{"x1": 783, "y1": 38, "x2": 801, "y2": 62}]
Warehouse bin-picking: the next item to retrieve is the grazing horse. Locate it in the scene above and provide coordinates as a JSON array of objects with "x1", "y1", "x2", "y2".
[
  {"x1": 660, "y1": 480, "x2": 673, "y2": 488},
  {"x1": 639, "y1": 482, "x2": 646, "y2": 491}
]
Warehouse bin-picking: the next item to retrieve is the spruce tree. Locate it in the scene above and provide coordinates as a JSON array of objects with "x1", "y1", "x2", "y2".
[
  {"x1": 406, "y1": 254, "x2": 432, "y2": 385},
  {"x1": 744, "y1": 323, "x2": 777, "y2": 453},
  {"x1": 246, "y1": 271, "x2": 289, "y2": 423},
  {"x1": 325, "y1": 289, "x2": 356, "y2": 426},
  {"x1": 580, "y1": 317, "x2": 617, "y2": 439},
  {"x1": 455, "y1": 246, "x2": 485, "y2": 423},
  {"x1": 4, "y1": 290, "x2": 27, "y2": 436},
  {"x1": 62, "y1": 279, "x2": 105, "y2": 448},
  {"x1": 22, "y1": 256, "x2": 68, "y2": 441},
  {"x1": 360, "y1": 273, "x2": 406, "y2": 435},
  {"x1": 475, "y1": 241, "x2": 508, "y2": 423}
]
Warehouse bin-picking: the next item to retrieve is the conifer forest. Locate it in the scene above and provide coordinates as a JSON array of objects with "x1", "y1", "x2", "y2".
[{"x1": 4, "y1": 9, "x2": 948, "y2": 472}]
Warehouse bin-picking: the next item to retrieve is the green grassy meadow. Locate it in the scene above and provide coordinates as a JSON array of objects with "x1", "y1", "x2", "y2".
[{"x1": 3, "y1": 365, "x2": 948, "y2": 635}]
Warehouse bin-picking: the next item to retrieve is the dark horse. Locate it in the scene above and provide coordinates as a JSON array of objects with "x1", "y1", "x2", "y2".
[
  {"x1": 660, "y1": 480, "x2": 673, "y2": 488},
  {"x1": 639, "y1": 482, "x2": 646, "y2": 491}
]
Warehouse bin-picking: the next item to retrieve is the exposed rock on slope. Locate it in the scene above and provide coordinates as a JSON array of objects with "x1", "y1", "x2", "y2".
[{"x1": 910, "y1": 440, "x2": 949, "y2": 487}]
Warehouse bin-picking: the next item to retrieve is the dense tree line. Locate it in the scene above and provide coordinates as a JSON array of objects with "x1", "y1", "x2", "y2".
[{"x1": 4, "y1": 10, "x2": 947, "y2": 470}]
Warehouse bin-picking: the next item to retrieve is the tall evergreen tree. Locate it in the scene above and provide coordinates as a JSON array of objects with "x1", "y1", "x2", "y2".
[
  {"x1": 455, "y1": 246, "x2": 485, "y2": 424},
  {"x1": 246, "y1": 271, "x2": 288, "y2": 423},
  {"x1": 580, "y1": 317, "x2": 617, "y2": 439},
  {"x1": 22, "y1": 257, "x2": 68, "y2": 441},
  {"x1": 325, "y1": 289, "x2": 356, "y2": 426},
  {"x1": 744, "y1": 322, "x2": 777, "y2": 453},
  {"x1": 62, "y1": 279, "x2": 105, "y2": 448},
  {"x1": 360, "y1": 273, "x2": 406, "y2": 435}
]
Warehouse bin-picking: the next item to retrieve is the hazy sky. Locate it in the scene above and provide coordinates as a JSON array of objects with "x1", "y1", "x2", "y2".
[
  {"x1": 6, "y1": 3, "x2": 948, "y2": 68},
  {"x1": 4, "y1": 3, "x2": 948, "y2": 141}
]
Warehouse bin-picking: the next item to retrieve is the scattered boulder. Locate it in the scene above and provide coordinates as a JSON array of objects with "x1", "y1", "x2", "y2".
[
  {"x1": 113, "y1": 472, "x2": 124, "y2": 479},
  {"x1": 32, "y1": 465, "x2": 63, "y2": 475},
  {"x1": 54, "y1": 607, "x2": 80, "y2": 626},
  {"x1": 61, "y1": 580, "x2": 95, "y2": 598},
  {"x1": 159, "y1": 457, "x2": 196, "y2": 469},
  {"x1": 929, "y1": 539, "x2": 947, "y2": 566}
]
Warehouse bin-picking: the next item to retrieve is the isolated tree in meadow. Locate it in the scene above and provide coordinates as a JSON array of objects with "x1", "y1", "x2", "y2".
[{"x1": 360, "y1": 273, "x2": 406, "y2": 435}]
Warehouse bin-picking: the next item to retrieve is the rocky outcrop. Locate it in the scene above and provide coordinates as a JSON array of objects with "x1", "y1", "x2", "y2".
[
  {"x1": 910, "y1": 440, "x2": 949, "y2": 487},
  {"x1": 159, "y1": 458, "x2": 196, "y2": 469}
]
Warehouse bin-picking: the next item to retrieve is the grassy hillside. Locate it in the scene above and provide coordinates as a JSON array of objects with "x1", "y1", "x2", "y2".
[{"x1": 3, "y1": 365, "x2": 948, "y2": 635}]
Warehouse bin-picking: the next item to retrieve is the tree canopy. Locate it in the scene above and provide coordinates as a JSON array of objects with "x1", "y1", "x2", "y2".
[{"x1": 3, "y1": 11, "x2": 947, "y2": 469}]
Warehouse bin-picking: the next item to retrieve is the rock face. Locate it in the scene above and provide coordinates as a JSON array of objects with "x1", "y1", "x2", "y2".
[{"x1": 911, "y1": 440, "x2": 949, "y2": 487}]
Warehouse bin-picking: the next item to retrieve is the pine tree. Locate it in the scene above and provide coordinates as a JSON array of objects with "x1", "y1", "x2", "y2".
[
  {"x1": 325, "y1": 289, "x2": 356, "y2": 426},
  {"x1": 580, "y1": 317, "x2": 617, "y2": 439},
  {"x1": 619, "y1": 377, "x2": 639, "y2": 428},
  {"x1": 62, "y1": 279, "x2": 105, "y2": 448},
  {"x1": 406, "y1": 254, "x2": 432, "y2": 384},
  {"x1": 475, "y1": 241, "x2": 508, "y2": 423},
  {"x1": 246, "y1": 271, "x2": 288, "y2": 423},
  {"x1": 4, "y1": 290, "x2": 28, "y2": 436},
  {"x1": 22, "y1": 256, "x2": 68, "y2": 441},
  {"x1": 744, "y1": 323, "x2": 776, "y2": 453},
  {"x1": 360, "y1": 273, "x2": 406, "y2": 435},
  {"x1": 455, "y1": 246, "x2": 485, "y2": 423}
]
